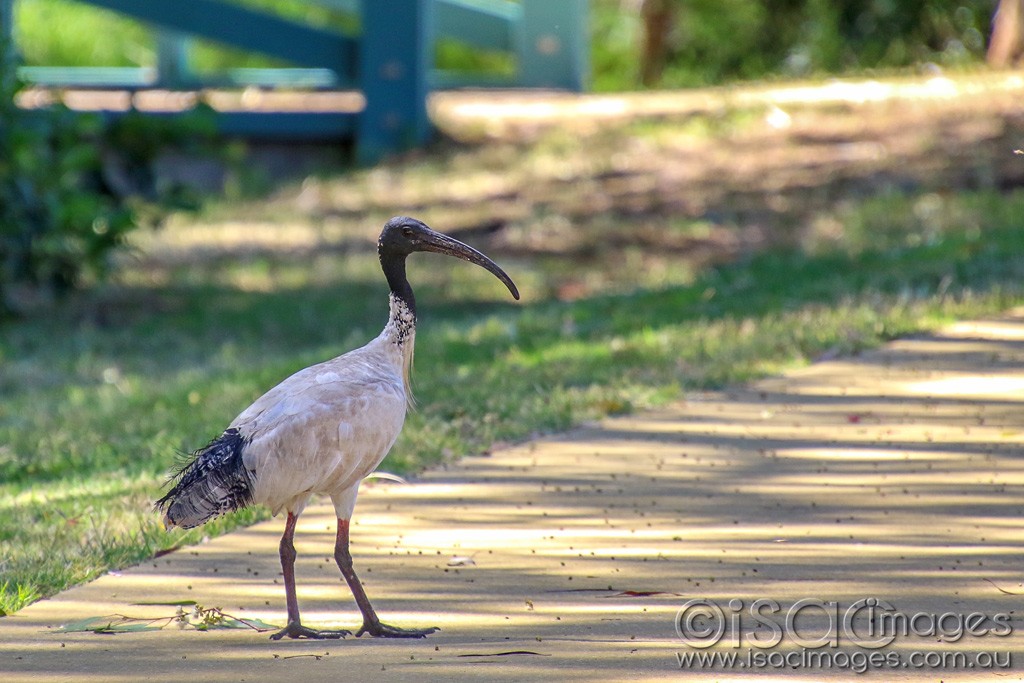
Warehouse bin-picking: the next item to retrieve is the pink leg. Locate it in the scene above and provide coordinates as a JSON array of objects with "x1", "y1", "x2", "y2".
[
  {"x1": 333, "y1": 518, "x2": 438, "y2": 638},
  {"x1": 269, "y1": 512, "x2": 350, "y2": 640}
]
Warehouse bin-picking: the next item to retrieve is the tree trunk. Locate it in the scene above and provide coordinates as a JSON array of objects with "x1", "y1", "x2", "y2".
[
  {"x1": 639, "y1": 0, "x2": 677, "y2": 87},
  {"x1": 988, "y1": 0, "x2": 1024, "y2": 67}
]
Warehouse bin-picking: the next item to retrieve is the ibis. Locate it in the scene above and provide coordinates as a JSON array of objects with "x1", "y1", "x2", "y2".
[{"x1": 156, "y1": 216, "x2": 519, "y2": 640}]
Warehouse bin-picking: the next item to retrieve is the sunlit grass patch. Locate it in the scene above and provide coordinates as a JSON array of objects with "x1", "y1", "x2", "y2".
[
  {"x1": 2, "y1": 134, "x2": 1023, "y2": 614},
  {"x1": 0, "y1": 581, "x2": 39, "y2": 616}
]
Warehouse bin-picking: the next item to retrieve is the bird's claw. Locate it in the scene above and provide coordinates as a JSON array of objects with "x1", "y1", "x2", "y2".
[
  {"x1": 355, "y1": 621, "x2": 440, "y2": 638},
  {"x1": 270, "y1": 622, "x2": 350, "y2": 640}
]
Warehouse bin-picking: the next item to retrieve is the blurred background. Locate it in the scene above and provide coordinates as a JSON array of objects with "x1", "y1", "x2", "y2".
[
  {"x1": 1, "y1": 0, "x2": 1023, "y2": 615},
  {"x1": 6, "y1": 0, "x2": 1022, "y2": 88}
]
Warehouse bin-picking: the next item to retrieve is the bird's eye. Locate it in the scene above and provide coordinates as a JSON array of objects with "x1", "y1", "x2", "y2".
[{"x1": 402, "y1": 227, "x2": 414, "y2": 238}]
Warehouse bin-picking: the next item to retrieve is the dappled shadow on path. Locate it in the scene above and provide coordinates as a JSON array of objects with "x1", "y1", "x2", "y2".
[{"x1": 3, "y1": 311, "x2": 1024, "y2": 681}]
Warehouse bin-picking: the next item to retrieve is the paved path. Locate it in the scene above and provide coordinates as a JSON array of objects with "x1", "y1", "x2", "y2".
[{"x1": 4, "y1": 311, "x2": 1024, "y2": 681}]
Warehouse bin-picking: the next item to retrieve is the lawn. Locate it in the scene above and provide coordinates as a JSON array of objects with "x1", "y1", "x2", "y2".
[{"x1": 2, "y1": 77, "x2": 1024, "y2": 614}]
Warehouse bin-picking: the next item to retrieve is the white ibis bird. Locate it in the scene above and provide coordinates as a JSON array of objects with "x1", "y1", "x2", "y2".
[{"x1": 156, "y1": 216, "x2": 519, "y2": 640}]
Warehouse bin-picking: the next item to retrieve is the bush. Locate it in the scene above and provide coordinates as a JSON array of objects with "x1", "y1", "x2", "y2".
[
  {"x1": 0, "y1": 46, "x2": 139, "y2": 314},
  {"x1": 0, "y1": 41, "x2": 215, "y2": 316},
  {"x1": 594, "y1": 0, "x2": 994, "y2": 89}
]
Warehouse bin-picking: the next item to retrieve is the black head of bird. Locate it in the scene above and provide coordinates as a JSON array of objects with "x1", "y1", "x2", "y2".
[
  {"x1": 157, "y1": 216, "x2": 518, "y2": 641},
  {"x1": 377, "y1": 216, "x2": 519, "y2": 314}
]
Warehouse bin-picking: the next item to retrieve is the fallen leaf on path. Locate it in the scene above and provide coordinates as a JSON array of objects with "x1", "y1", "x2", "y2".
[
  {"x1": 458, "y1": 651, "x2": 550, "y2": 657},
  {"x1": 52, "y1": 616, "x2": 164, "y2": 634},
  {"x1": 602, "y1": 590, "x2": 682, "y2": 598},
  {"x1": 53, "y1": 606, "x2": 278, "y2": 633}
]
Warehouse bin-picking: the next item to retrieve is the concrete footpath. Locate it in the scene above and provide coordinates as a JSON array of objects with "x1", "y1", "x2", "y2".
[{"x1": 3, "y1": 311, "x2": 1024, "y2": 681}]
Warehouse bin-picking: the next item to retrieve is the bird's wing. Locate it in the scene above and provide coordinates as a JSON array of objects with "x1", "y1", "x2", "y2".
[
  {"x1": 229, "y1": 362, "x2": 334, "y2": 428},
  {"x1": 230, "y1": 354, "x2": 407, "y2": 512}
]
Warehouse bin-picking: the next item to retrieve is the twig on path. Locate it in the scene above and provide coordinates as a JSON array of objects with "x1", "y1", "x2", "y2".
[{"x1": 983, "y1": 577, "x2": 1024, "y2": 595}]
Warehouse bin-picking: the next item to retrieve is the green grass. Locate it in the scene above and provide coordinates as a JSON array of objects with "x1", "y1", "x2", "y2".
[
  {"x1": 2, "y1": 80, "x2": 1024, "y2": 613},
  {"x1": 12, "y1": 0, "x2": 351, "y2": 72},
  {"x1": 2, "y1": 186, "x2": 1023, "y2": 613},
  {"x1": 10, "y1": 0, "x2": 503, "y2": 76}
]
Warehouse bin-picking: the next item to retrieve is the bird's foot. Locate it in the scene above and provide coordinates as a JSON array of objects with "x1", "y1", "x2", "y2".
[
  {"x1": 270, "y1": 621, "x2": 350, "y2": 641},
  {"x1": 355, "y1": 620, "x2": 439, "y2": 638}
]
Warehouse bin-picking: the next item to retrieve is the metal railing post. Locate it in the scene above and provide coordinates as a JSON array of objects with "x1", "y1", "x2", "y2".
[
  {"x1": 1, "y1": 0, "x2": 14, "y2": 48},
  {"x1": 155, "y1": 30, "x2": 193, "y2": 89},
  {"x1": 518, "y1": 0, "x2": 588, "y2": 90},
  {"x1": 357, "y1": 0, "x2": 434, "y2": 164}
]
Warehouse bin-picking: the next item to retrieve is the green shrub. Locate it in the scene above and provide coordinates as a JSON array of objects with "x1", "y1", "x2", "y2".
[
  {"x1": 0, "y1": 61, "x2": 131, "y2": 313},
  {"x1": 0, "y1": 41, "x2": 214, "y2": 316},
  {"x1": 596, "y1": 0, "x2": 994, "y2": 88}
]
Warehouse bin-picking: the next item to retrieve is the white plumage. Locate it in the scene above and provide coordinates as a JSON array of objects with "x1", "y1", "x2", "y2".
[
  {"x1": 237, "y1": 295, "x2": 413, "y2": 520},
  {"x1": 157, "y1": 217, "x2": 518, "y2": 640}
]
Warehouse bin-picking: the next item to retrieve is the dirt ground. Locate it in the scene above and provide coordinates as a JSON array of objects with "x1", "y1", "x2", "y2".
[
  {"x1": 89, "y1": 71, "x2": 1024, "y2": 301},
  {"x1": 429, "y1": 73, "x2": 1024, "y2": 267}
]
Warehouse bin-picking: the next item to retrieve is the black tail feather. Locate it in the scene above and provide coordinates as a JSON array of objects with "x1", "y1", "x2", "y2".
[{"x1": 156, "y1": 428, "x2": 254, "y2": 529}]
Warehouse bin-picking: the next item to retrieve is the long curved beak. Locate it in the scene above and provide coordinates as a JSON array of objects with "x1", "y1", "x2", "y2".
[{"x1": 417, "y1": 230, "x2": 520, "y2": 300}]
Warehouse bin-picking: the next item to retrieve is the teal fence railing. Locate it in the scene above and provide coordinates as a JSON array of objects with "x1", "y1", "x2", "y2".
[{"x1": 1, "y1": 0, "x2": 588, "y2": 162}]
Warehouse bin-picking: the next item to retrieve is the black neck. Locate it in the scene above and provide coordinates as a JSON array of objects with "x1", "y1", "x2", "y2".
[{"x1": 380, "y1": 250, "x2": 416, "y2": 317}]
